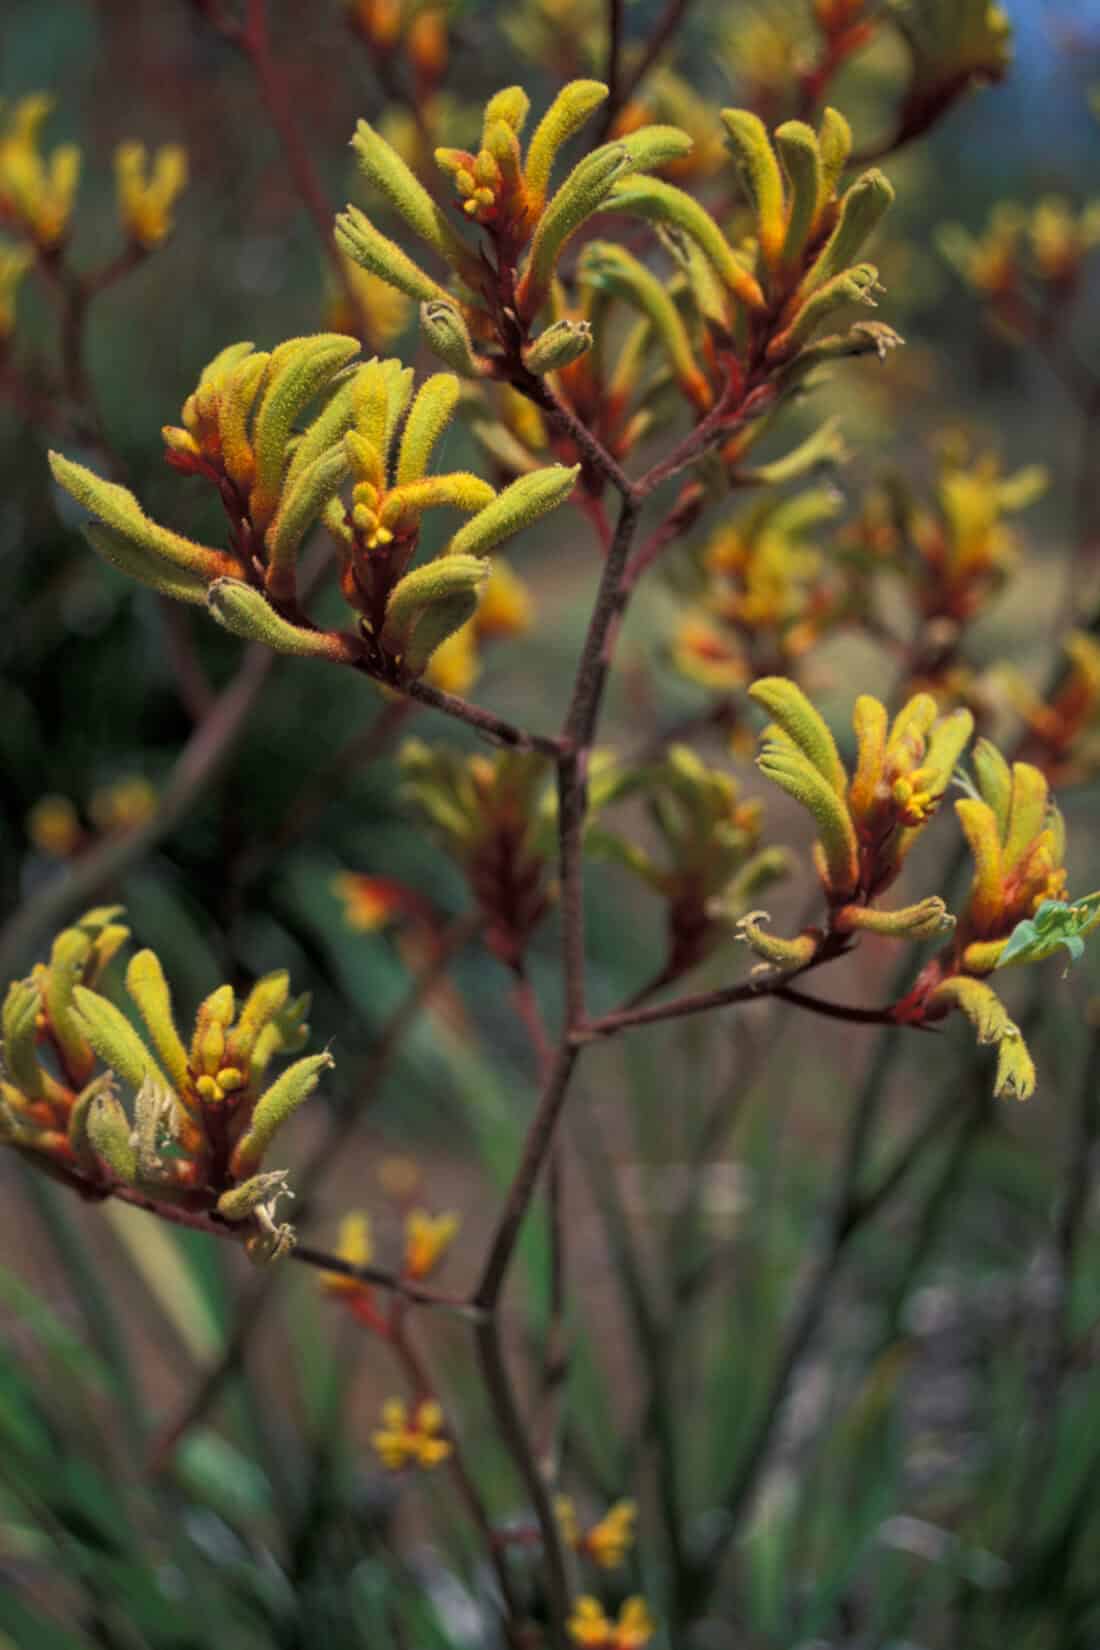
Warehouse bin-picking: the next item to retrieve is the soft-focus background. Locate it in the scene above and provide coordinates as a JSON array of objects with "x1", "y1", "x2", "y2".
[{"x1": 2, "y1": 3, "x2": 1100, "y2": 1647}]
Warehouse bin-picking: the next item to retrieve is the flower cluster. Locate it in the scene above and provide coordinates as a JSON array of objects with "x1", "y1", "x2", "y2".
[
  {"x1": 749, "y1": 678, "x2": 969, "y2": 935},
  {"x1": 888, "y1": 0, "x2": 1012, "y2": 147},
  {"x1": 743, "y1": 679, "x2": 1098, "y2": 1098},
  {"x1": 671, "y1": 472, "x2": 847, "y2": 688},
  {"x1": 0, "y1": 909, "x2": 326, "y2": 1260},
  {"x1": 48, "y1": 337, "x2": 576, "y2": 683},
  {"x1": 1003, "y1": 631, "x2": 1100, "y2": 786},
  {"x1": 337, "y1": 80, "x2": 691, "y2": 359},
  {"x1": 590, "y1": 744, "x2": 788, "y2": 986},
  {"x1": 897, "y1": 746, "x2": 1099, "y2": 1098},
  {"x1": 400, "y1": 741, "x2": 555, "y2": 969},
  {"x1": 898, "y1": 441, "x2": 1047, "y2": 629}
]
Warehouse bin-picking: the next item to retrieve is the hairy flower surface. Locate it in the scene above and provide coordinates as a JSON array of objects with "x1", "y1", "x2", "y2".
[
  {"x1": 0, "y1": 911, "x2": 326, "y2": 1257},
  {"x1": 49, "y1": 337, "x2": 576, "y2": 683}
]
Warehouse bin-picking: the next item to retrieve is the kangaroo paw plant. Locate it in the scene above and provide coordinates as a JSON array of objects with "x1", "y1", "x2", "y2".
[{"x1": 9, "y1": 2, "x2": 1100, "y2": 1645}]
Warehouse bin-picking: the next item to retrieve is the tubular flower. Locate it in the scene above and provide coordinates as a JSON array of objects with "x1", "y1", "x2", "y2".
[
  {"x1": 400, "y1": 741, "x2": 554, "y2": 969},
  {"x1": 0, "y1": 912, "x2": 324, "y2": 1258},
  {"x1": 590, "y1": 744, "x2": 788, "y2": 985},
  {"x1": 894, "y1": 743, "x2": 1100, "y2": 1100},
  {"x1": 672, "y1": 478, "x2": 847, "y2": 687},
  {"x1": 904, "y1": 442, "x2": 1046, "y2": 623},
  {"x1": 951, "y1": 748, "x2": 1078, "y2": 968},
  {"x1": 886, "y1": 0, "x2": 1012, "y2": 147},
  {"x1": 324, "y1": 252, "x2": 412, "y2": 348},
  {"x1": 750, "y1": 677, "x2": 971, "y2": 916},
  {"x1": 114, "y1": 142, "x2": 188, "y2": 249},
  {"x1": 372, "y1": 1396, "x2": 451, "y2": 1470},
  {"x1": 0, "y1": 95, "x2": 81, "y2": 248},
  {"x1": 567, "y1": 1596, "x2": 655, "y2": 1649},
  {"x1": 335, "y1": 81, "x2": 693, "y2": 350},
  {"x1": 609, "y1": 70, "x2": 728, "y2": 184},
  {"x1": 1002, "y1": 631, "x2": 1100, "y2": 785},
  {"x1": 403, "y1": 1208, "x2": 459, "y2": 1279},
  {"x1": 48, "y1": 337, "x2": 576, "y2": 683},
  {"x1": 423, "y1": 559, "x2": 533, "y2": 696},
  {"x1": 942, "y1": 197, "x2": 1100, "y2": 313}
]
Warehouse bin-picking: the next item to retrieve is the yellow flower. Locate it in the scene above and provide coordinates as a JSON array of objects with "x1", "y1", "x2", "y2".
[
  {"x1": 585, "y1": 1500, "x2": 637, "y2": 1569},
  {"x1": 567, "y1": 1595, "x2": 655, "y2": 1649},
  {"x1": 0, "y1": 95, "x2": 81, "y2": 248},
  {"x1": 424, "y1": 619, "x2": 480, "y2": 695},
  {"x1": 672, "y1": 614, "x2": 746, "y2": 692},
  {"x1": 475, "y1": 560, "x2": 532, "y2": 640},
  {"x1": 321, "y1": 1211, "x2": 374, "y2": 1297},
  {"x1": 325, "y1": 253, "x2": 412, "y2": 350},
  {"x1": 403, "y1": 1208, "x2": 459, "y2": 1279},
  {"x1": 89, "y1": 776, "x2": 158, "y2": 834},
  {"x1": 26, "y1": 794, "x2": 82, "y2": 858},
  {"x1": 372, "y1": 1396, "x2": 452, "y2": 1470},
  {"x1": 114, "y1": 142, "x2": 188, "y2": 250}
]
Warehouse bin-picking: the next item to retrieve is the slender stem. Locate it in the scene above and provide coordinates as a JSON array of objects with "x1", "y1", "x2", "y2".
[
  {"x1": 597, "y1": 0, "x2": 697, "y2": 139},
  {"x1": 391, "y1": 1309, "x2": 531, "y2": 1647},
  {"x1": 148, "y1": 912, "x2": 482, "y2": 1469},
  {"x1": 475, "y1": 1315, "x2": 573, "y2": 1646},
  {"x1": 474, "y1": 1046, "x2": 580, "y2": 1312},
  {"x1": 404, "y1": 676, "x2": 563, "y2": 756},
  {"x1": 511, "y1": 366, "x2": 636, "y2": 500},
  {"x1": 771, "y1": 983, "x2": 904, "y2": 1026},
  {"x1": 573, "y1": 952, "x2": 841, "y2": 1040},
  {"x1": 200, "y1": 0, "x2": 369, "y2": 331}
]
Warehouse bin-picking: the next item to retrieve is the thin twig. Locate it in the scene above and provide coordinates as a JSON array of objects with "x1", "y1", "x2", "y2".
[{"x1": 597, "y1": 0, "x2": 697, "y2": 139}]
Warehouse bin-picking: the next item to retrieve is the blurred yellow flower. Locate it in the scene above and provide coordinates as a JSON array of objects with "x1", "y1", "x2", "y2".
[
  {"x1": 89, "y1": 776, "x2": 158, "y2": 834},
  {"x1": 26, "y1": 794, "x2": 82, "y2": 858},
  {"x1": 568, "y1": 1595, "x2": 655, "y2": 1649},
  {"x1": 0, "y1": 94, "x2": 80, "y2": 248},
  {"x1": 403, "y1": 1208, "x2": 459, "y2": 1279},
  {"x1": 475, "y1": 561, "x2": 532, "y2": 640},
  {"x1": 320, "y1": 1210, "x2": 374, "y2": 1298},
  {"x1": 114, "y1": 142, "x2": 188, "y2": 250},
  {"x1": 424, "y1": 619, "x2": 480, "y2": 695},
  {"x1": 372, "y1": 1396, "x2": 451, "y2": 1470}
]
